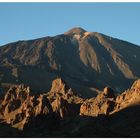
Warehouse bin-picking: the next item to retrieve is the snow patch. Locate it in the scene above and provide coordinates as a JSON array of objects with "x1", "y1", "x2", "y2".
[
  {"x1": 73, "y1": 34, "x2": 81, "y2": 40},
  {"x1": 83, "y1": 32, "x2": 90, "y2": 38},
  {"x1": 73, "y1": 32, "x2": 90, "y2": 40}
]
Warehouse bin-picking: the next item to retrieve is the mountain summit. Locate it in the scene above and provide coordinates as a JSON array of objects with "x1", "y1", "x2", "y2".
[
  {"x1": 0, "y1": 27, "x2": 140, "y2": 97},
  {"x1": 65, "y1": 27, "x2": 87, "y2": 35}
]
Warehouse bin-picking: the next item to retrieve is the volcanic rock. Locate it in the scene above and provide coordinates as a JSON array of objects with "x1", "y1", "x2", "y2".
[
  {"x1": 80, "y1": 87, "x2": 116, "y2": 116},
  {"x1": 47, "y1": 78, "x2": 84, "y2": 118},
  {"x1": 1, "y1": 79, "x2": 140, "y2": 137},
  {"x1": 0, "y1": 85, "x2": 53, "y2": 130},
  {"x1": 115, "y1": 79, "x2": 140, "y2": 112}
]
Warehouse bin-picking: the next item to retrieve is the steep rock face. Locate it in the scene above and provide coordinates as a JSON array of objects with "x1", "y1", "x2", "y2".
[
  {"x1": 0, "y1": 27, "x2": 140, "y2": 97},
  {"x1": 47, "y1": 78, "x2": 84, "y2": 118},
  {"x1": 115, "y1": 79, "x2": 140, "y2": 112},
  {"x1": 80, "y1": 80, "x2": 140, "y2": 117},
  {"x1": 50, "y1": 78, "x2": 69, "y2": 94},
  {"x1": 80, "y1": 87, "x2": 116, "y2": 116},
  {"x1": 0, "y1": 85, "x2": 53, "y2": 130},
  {"x1": 0, "y1": 78, "x2": 84, "y2": 130}
]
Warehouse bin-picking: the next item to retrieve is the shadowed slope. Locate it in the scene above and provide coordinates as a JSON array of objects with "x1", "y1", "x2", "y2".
[{"x1": 0, "y1": 27, "x2": 140, "y2": 97}]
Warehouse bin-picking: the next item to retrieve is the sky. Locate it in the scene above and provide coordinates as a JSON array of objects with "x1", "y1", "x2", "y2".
[{"x1": 0, "y1": 3, "x2": 140, "y2": 46}]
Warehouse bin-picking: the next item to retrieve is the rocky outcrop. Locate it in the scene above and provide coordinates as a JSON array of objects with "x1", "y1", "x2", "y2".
[
  {"x1": 0, "y1": 78, "x2": 84, "y2": 130},
  {"x1": 80, "y1": 80, "x2": 140, "y2": 117},
  {"x1": 50, "y1": 78, "x2": 70, "y2": 94},
  {"x1": 2, "y1": 79, "x2": 140, "y2": 129},
  {"x1": 47, "y1": 78, "x2": 84, "y2": 118},
  {"x1": 114, "y1": 79, "x2": 140, "y2": 112},
  {"x1": 0, "y1": 85, "x2": 53, "y2": 130},
  {"x1": 80, "y1": 87, "x2": 116, "y2": 116},
  {"x1": 1, "y1": 78, "x2": 140, "y2": 137}
]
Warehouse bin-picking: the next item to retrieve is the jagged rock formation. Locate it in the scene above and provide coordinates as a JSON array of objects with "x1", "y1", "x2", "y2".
[
  {"x1": 50, "y1": 78, "x2": 70, "y2": 94},
  {"x1": 80, "y1": 79, "x2": 140, "y2": 117},
  {"x1": 47, "y1": 78, "x2": 84, "y2": 118},
  {"x1": 0, "y1": 78, "x2": 83, "y2": 130},
  {"x1": 80, "y1": 87, "x2": 116, "y2": 116},
  {"x1": 0, "y1": 79, "x2": 140, "y2": 137},
  {"x1": 0, "y1": 27, "x2": 140, "y2": 97},
  {"x1": 0, "y1": 84, "x2": 53, "y2": 130},
  {"x1": 114, "y1": 79, "x2": 140, "y2": 112}
]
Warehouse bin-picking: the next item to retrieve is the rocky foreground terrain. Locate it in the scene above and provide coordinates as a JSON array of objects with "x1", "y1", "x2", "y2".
[{"x1": 0, "y1": 78, "x2": 140, "y2": 137}]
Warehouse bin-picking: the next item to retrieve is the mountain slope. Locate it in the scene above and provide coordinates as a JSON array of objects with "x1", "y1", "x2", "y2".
[{"x1": 0, "y1": 27, "x2": 140, "y2": 97}]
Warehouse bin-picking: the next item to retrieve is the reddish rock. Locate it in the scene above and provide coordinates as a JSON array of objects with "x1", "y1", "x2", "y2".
[
  {"x1": 80, "y1": 87, "x2": 116, "y2": 116},
  {"x1": 115, "y1": 79, "x2": 140, "y2": 112},
  {"x1": 0, "y1": 85, "x2": 53, "y2": 130}
]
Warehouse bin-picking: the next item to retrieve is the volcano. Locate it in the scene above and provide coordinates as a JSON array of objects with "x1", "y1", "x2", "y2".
[{"x1": 0, "y1": 27, "x2": 140, "y2": 97}]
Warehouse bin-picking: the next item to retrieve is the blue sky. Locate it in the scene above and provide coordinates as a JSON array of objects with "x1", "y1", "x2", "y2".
[{"x1": 0, "y1": 3, "x2": 140, "y2": 46}]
